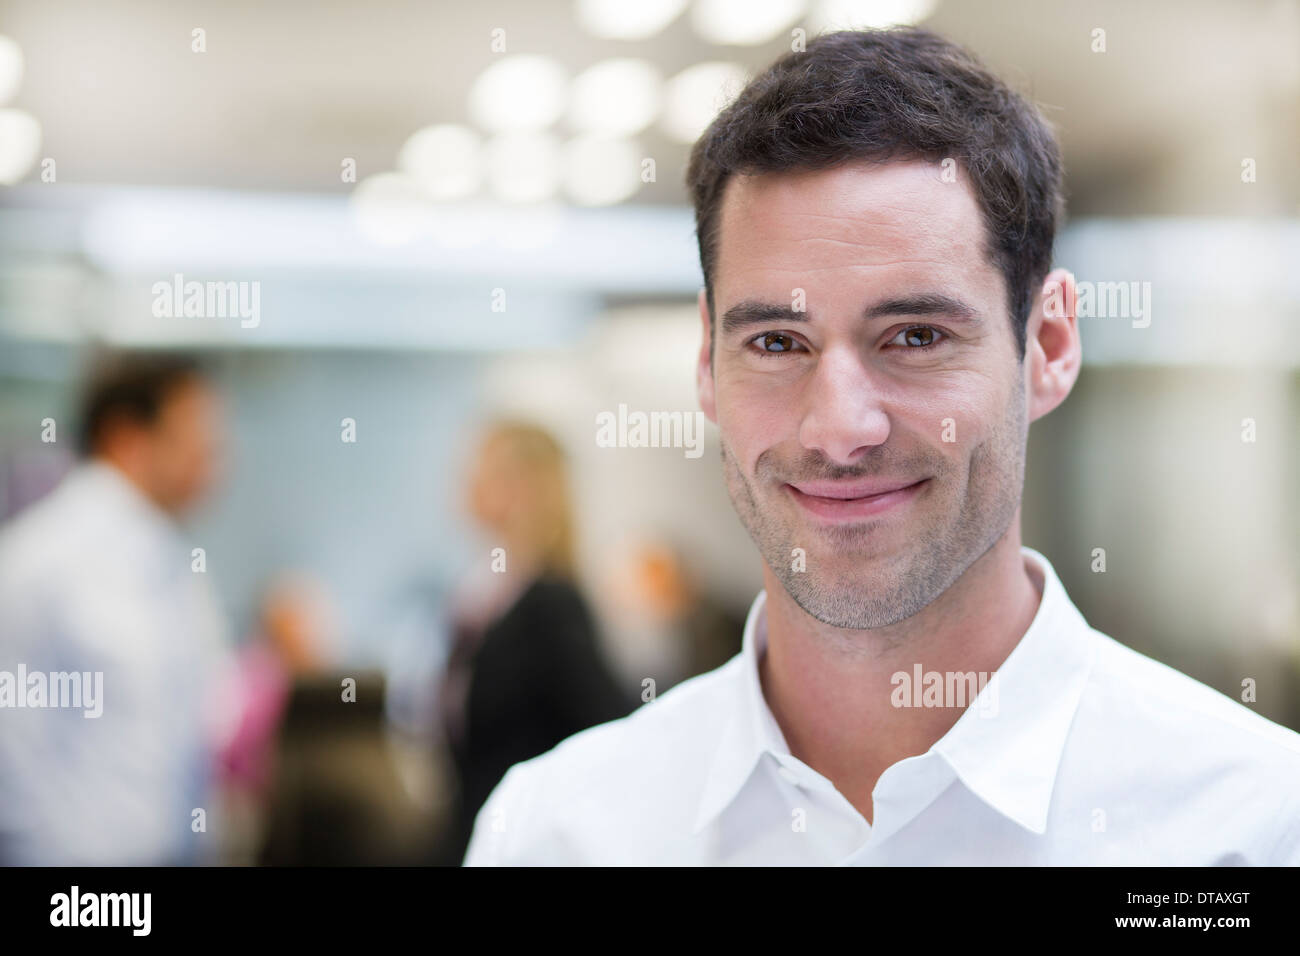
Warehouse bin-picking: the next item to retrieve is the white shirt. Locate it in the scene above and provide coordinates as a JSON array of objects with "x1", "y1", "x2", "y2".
[
  {"x1": 464, "y1": 547, "x2": 1300, "y2": 865},
  {"x1": 0, "y1": 461, "x2": 233, "y2": 864}
]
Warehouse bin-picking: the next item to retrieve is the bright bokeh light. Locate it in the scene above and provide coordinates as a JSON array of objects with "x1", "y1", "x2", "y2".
[
  {"x1": 562, "y1": 135, "x2": 643, "y2": 206},
  {"x1": 574, "y1": 0, "x2": 689, "y2": 40},
  {"x1": 485, "y1": 131, "x2": 561, "y2": 203},
  {"x1": 0, "y1": 108, "x2": 41, "y2": 184},
  {"x1": 469, "y1": 55, "x2": 568, "y2": 133},
  {"x1": 691, "y1": 0, "x2": 808, "y2": 45},
  {"x1": 397, "y1": 124, "x2": 482, "y2": 200},
  {"x1": 567, "y1": 59, "x2": 662, "y2": 136},
  {"x1": 660, "y1": 62, "x2": 748, "y2": 143}
]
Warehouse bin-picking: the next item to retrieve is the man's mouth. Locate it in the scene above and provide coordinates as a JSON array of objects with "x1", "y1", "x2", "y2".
[{"x1": 784, "y1": 477, "x2": 929, "y2": 522}]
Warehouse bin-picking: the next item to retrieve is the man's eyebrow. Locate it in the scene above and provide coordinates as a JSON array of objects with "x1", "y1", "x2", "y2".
[
  {"x1": 720, "y1": 293, "x2": 979, "y2": 335},
  {"x1": 720, "y1": 300, "x2": 804, "y2": 335},
  {"x1": 863, "y1": 293, "x2": 979, "y2": 322}
]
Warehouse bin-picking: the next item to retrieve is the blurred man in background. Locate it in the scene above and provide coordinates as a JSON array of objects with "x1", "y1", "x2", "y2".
[{"x1": 0, "y1": 351, "x2": 235, "y2": 865}]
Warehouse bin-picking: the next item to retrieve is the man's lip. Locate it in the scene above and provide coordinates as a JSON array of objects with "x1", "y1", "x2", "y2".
[
  {"x1": 785, "y1": 477, "x2": 926, "y2": 500},
  {"x1": 784, "y1": 478, "x2": 928, "y2": 522}
]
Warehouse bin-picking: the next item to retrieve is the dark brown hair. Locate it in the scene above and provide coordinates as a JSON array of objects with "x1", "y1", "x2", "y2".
[
  {"x1": 76, "y1": 350, "x2": 206, "y2": 456},
  {"x1": 686, "y1": 27, "x2": 1065, "y2": 359}
]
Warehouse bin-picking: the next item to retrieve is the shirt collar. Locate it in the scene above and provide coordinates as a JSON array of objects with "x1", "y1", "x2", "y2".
[
  {"x1": 691, "y1": 588, "x2": 786, "y2": 834},
  {"x1": 692, "y1": 546, "x2": 1096, "y2": 837}
]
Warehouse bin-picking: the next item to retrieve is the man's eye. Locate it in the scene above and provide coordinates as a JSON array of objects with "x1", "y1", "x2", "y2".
[
  {"x1": 752, "y1": 331, "x2": 800, "y2": 354},
  {"x1": 890, "y1": 326, "x2": 945, "y2": 348}
]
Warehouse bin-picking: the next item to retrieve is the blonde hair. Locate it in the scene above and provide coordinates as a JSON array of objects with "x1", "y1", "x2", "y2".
[{"x1": 483, "y1": 420, "x2": 577, "y2": 579}]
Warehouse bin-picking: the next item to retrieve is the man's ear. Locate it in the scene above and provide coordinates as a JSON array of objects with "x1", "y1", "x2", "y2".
[
  {"x1": 696, "y1": 287, "x2": 718, "y2": 424},
  {"x1": 1025, "y1": 267, "x2": 1082, "y2": 423}
]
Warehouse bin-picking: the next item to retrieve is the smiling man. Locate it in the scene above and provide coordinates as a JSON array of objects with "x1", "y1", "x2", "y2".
[{"x1": 464, "y1": 27, "x2": 1300, "y2": 866}]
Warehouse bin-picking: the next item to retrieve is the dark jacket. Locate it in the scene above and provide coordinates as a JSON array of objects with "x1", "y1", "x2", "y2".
[{"x1": 437, "y1": 574, "x2": 633, "y2": 864}]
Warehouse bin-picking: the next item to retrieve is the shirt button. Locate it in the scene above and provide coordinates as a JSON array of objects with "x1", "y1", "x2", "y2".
[{"x1": 778, "y1": 766, "x2": 801, "y2": 786}]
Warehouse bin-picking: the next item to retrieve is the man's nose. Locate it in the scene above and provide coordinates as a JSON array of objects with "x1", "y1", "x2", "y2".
[{"x1": 797, "y1": 346, "x2": 890, "y2": 465}]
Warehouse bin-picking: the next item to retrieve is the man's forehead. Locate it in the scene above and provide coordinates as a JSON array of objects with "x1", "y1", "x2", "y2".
[
  {"x1": 166, "y1": 376, "x2": 213, "y2": 404},
  {"x1": 159, "y1": 377, "x2": 220, "y2": 420},
  {"x1": 714, "y1": 159, "x2": 990, "y2": 284}
]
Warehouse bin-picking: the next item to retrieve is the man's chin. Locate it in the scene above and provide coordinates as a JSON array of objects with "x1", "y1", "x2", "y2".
[
  {"x1": 765, "y1": 536, "x2": 926, "y2": 623},
  {"x1": 780, "y1": 579, "x2": 915, "y2": 630},
  {"x1": 786, "y1": 515, "x2": 912, "y2": 561}
]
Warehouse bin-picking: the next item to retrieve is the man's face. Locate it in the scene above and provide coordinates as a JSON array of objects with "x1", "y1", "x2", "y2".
[
  {"x1": 698, "y1": 159, "x2": 1027, "y2": 629},
  {"x1": 142, "y1": 378, "x2": 225, "y2": 516}
]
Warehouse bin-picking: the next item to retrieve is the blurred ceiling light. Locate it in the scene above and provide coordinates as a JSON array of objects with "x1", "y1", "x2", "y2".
[
  {"x1": 575, "y1": 0, "x2": 689, "y2": 40},
  {"x1": 809, "y1": 0, "x2": 938, "y2": 31},
  {"x1": 0, "y1": 108, "x2": 40, "y2": 184},
  {"x1": 485, "y1": 131, "x2": 561, "y2": 203},
  {"x1": 469, "y1": 55, "x2": 568, "y2": 133},
  {"x1": 562, "y1": 135, "x2": 642, "y2": 206},
  {"x1": 0, "y1": 35, "x2": 23, "y2": 105},
  {"x1": 660, "y1": 62, "x2": 748, "y2": 143},
  {"x1": 568, "y1": 59, "x2": 662, "y2": 136},
  {"x1": 692, "y1": 0, "x2": 808, "y2": 45},
  {"x1": 397, "y1": 124, "x2": 481, "y2": 200},
  {"x1": 350, "y1": 172, "x2": 432, "y2": 246}
]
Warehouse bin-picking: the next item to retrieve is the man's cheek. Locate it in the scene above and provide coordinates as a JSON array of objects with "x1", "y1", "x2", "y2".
[
  {"x1": 718, "y1": 389, "x2": 792, "y2": 447},
  {"x1": 719, "y1": 420, "x2": 767, "y2": 477},
  {"x1": 911, "y1": 387, "x2": 987, "y2": 450}
]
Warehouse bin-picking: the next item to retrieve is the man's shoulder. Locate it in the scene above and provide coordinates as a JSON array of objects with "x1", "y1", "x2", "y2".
[
  {"x1": 463, "y1": 658, "x2": 741, "y2": 863},
  {"x1": 1070, "y1": 628, "x2": 1300, "y2": 862},
  {"x1": 0, "y1": 484, "x2": 73, "y2": 596},
  {"x1": 1081, "y1": 626, "x2": 1300, "y2": 772}
]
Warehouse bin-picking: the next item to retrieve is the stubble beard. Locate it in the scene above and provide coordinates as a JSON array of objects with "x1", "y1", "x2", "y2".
[{"x1": 719, "y1": 384, "x2": 1027, "y2": 631}]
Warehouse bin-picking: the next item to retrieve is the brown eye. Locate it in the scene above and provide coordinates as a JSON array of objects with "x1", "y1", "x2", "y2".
[
  {"x1": 903, "y1": 327, "x2": 937, "y2": 347},
  {"x1": 760, "y1": 332, "x2": 796, "y2": 352}
]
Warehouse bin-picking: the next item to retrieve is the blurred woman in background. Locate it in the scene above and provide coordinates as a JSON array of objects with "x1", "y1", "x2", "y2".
[{"x1": 433, "y1": 420, "x2": 632, "y2": 865}]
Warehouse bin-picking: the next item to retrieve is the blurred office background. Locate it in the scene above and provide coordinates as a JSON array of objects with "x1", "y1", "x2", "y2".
[{"x1": 0, "y1": 0, "x2": 1297, "y2": 863}]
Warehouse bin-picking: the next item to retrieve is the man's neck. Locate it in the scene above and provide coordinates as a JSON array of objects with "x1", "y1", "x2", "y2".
[{"x1": 757, "y1": 526, "x2": 1043, "y2": 825}]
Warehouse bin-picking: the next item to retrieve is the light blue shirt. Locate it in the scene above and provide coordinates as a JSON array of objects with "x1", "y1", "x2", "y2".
[{"x1": 0, "y1": 462, "x2": 232, "y2": 864}]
